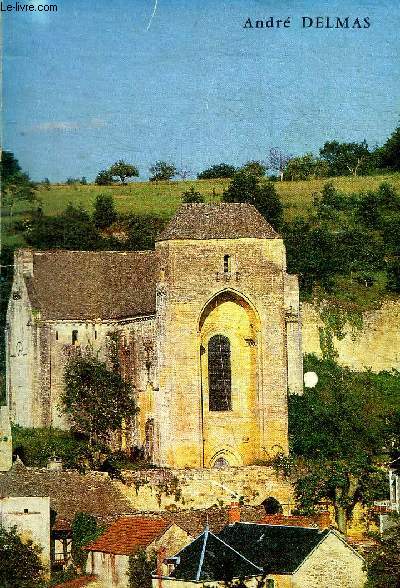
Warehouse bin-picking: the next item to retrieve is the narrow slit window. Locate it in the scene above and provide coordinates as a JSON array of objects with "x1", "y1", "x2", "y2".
[
  {"x1": 72, "y1": 330, "x2": 78, "y2": 345},
  {"x1": 55, "y1": 331, "x2": 58, "y2": 341},
  {"x1": 208, "y1": 334, "x2": 232, "y2": 411},
  {"x1": 94, "y1": 330, "x2": 97, "y2": 340},
  {"x1": 223, "y1": 254, "x2": 231, "y2": 273}
]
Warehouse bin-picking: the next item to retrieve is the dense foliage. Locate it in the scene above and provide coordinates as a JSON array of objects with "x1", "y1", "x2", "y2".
[
  {"x1": 181, "y1": 186, "x2": 204, "y2": 203},
  {"x1": 12, "y1": 425, "x2": 91, "y2": 470},
  {"x1": 62, "y1": 354, "x2": 137, "y2": 446},
  {"x1": 0, "y1": 525, "x2": 45, "y2": 588},
  {"x1": 128, "y1": 549, "x2": 157, "y2": 588},
  {"x1": 149, "y1": 160, "x2": 177, "y2": 182},
  {"x1": 222, "y1": 170, "x2": 284, "y2": 229},
  {"x1": 366, "y1": 515, "x2": 400, "y2": 587},
  {"x1": 71, "y1": 513, "x2": 103, "y2": 572},
  {"x1": 197, "y1": 163, "x2": 236, "y2": 179},
  {"x1": 283, "y1": 181, "x2": 400, "y2": 300},
  {"x1": 281, "y1": 355, "x2": 400, "y2": 533},
  {"x1": 1, "y1": 151, "x2": 36, "y2": 217},
  {"x1": 93, "y1": 193, "x2": 118, "y2": 228}
]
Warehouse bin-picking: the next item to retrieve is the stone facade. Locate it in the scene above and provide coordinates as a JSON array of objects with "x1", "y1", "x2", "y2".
[
  {"x1": 117, "y1": 466, "x2": 293, "y2": 512},
  {"x1": 6, "y1": 204, "x2": 302, "y2": 470},
  {"x1": 0, "y1": 406, "x2": 12, "y2": 471},
  {"x1": 301, "y1": 300, "x2": 400, "y2": 372},
  {"x1": 291, "y1": 531, "x2": 366, "y2": 588}
]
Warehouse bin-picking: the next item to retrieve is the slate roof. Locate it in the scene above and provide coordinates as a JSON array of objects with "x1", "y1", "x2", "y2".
[
  {"x1": 157, "y1": 203, "x2": 279, "y2": 241},
  {"x1": 25, "y1": 250, "x2": 157, "y2": 320},
  {"x1": 170, "y1": 528, "x2": 263, "y2": 581},
  {"x1": 0, "y1": 462, "x2": 134, "y2": 526},
  {"x1": 218, "y1": 522, "x2": 331, "y2": 574},
  {"x1": 86, "y1": 516, "x2": 171, "y2": 555}
]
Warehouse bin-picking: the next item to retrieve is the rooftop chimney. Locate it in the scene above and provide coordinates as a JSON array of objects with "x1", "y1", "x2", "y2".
[{"x1": 228, "y1": 501, "x2": 240, "y2": 524}]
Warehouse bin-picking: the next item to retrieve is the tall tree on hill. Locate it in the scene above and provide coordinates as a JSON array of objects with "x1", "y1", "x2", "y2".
[
  {"x1": 197, "y1": 163, "x2": 236, "y2": 179},
  {"x1": 109, "y1": 160, "x2": 139, "y2": 184},
  {"x1": 222, "y1": 170, "x2": 283, "y2": 229},
  {"x1": 149, "y1": 160, "x2": 177, "y2": 182},
  {"x1": 319, "y1": 140, "x2": 371, "y2": 176},
  {"x1": 93, "y1": 194, "x2": 118, "y2": 229}
]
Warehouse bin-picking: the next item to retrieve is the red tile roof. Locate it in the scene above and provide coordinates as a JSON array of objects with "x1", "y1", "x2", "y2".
[{"x1": 86, "y1": 516, "x2": 172, "y2": 556}]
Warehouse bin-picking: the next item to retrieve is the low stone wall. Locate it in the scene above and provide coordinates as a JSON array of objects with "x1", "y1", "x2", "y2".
[
  {"x1": 301, "y1": 299, "x2": 400, "y2": 372},
  {"x1": 116, "y1": 466, "x2": 294, "y2": 513}
]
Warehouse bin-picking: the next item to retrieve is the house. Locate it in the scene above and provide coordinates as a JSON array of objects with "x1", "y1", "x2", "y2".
[
  {"x1": 373, "y1": 456, "x2": 400, "y2": 533},
  {"x1": 85, "y1": 516, "x2": 192, "y2": 588},
  {"x1": 0, "y1": 495, "x2": 51, "y2": 569},
  {"x1": 0, "y1": 459, "x2": 135, "y2": 568},
  {"x1": 6, "y1": 203, "x2": 302, "y2": 472},
  {"x1": 154, "y1": 522, "x2": 366, "y2": 588}
]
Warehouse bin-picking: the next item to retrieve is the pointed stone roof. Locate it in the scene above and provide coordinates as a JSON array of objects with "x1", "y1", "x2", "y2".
[{"x1": 157, "y1": 203, "x2": 279, "y2": 241}]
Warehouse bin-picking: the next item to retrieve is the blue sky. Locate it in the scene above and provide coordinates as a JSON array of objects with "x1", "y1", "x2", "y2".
[{"x1": 3, "y1": 0, "x2": 399, "y2": 181}]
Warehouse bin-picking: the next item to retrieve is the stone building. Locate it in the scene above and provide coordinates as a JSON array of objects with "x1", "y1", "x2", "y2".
[
  {"x1": 154, "y1": 522, "x2": 366, "y2": 588},
  {"x1": 6, "y1": 203, "x2": 302, "y2": 469}
]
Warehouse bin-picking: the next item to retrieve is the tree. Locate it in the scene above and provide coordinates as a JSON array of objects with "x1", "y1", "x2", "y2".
[
  {"x1": 268, "y1": 148, "x2": 292, "y2": 180},
  {"x1": 93, "y1": 194, "x2": 118, "y2": 229},
  {"x1": 71, "y1": 513, "x2": 103, "y2": 572},
  {"x1": 284, "y1": 153, "x2": 323, "y2": 181},
  {"x1": 128, "y1": 548, "x2": 157, "y2": 588},
  {"x1": 1, "y1": 151, "x2": 36, "y2": 218},
  {"x1": 197, "y1": 163, "x2": 236, "y2": 179},
  {"x1": 109, "y1": 160, "x2": 139, "y2": 184},
  {"x1": 0, "y1": 525, "x2": 45, "y2": 588},
  {"x1": 95, "y1": 169, "x2": 114, "y2": 185},
  {"x1": 149, "y1": 160, "x2": 177, "y2": 182},
  {"x1": 62, "y1": 353, "x2": 137, "y2": 447},
  {"x1": 25, "y1": 204, "x2": 101, "y2": 250},
  {"x1": 125, "y1": 214, "x2": 166, "y2": 250},
  {"x1": 240, "y1": 160, "x2": 267, "y2": 177},
  {"x1": 182, "y1": 186, "x2": 204, "y2": 203},
  {"x1": 375, "y1": 126, "x2": 400, "y2": 171},
  {"x1": 281, "y1": 355, "x2": 400, "y2": 534},
  {"x1": 319, "y1": 140, "x2": 371, "y2": 176},
  {"x1": 366, "y1": 515, "x2": 400, "y2": 587},
  {"x1": 222, "y1": 170, "x2": 283, "y2": 229}
]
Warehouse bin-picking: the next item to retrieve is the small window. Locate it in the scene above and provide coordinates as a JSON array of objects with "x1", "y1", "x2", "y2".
[
  {"x1": 72, "y1": 330, "x2": 78, "y2": 345},
  {"x1": 55, "y1": 331, "x2": 58, "y2": 341},
  {"x1": 94, "y1": 330, "x2": 97, "y2": 340},
  {"x1": 24, "y1": 508, "x2": 28, "y2": 514},
  {"x1": 223, "y1": 254, "x2": 231, "y2": 273}
]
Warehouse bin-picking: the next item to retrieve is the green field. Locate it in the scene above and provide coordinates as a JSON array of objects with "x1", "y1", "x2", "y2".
[{"x1": 2, "y1": 172, "x2": 400, "y2": 248}]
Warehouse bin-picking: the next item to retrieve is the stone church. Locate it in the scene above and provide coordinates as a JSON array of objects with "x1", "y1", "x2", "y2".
[{"x1": 6, "y1": 203, "x2": 302, "y2": 469}]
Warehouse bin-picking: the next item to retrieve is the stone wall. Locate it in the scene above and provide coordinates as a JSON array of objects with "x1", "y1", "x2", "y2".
[
  {"x1": 116, "y1": 466, "x2": 294, "y2": 513},
  {"x1": 301, "y1": 300, "x2": 400, "y2": 372},
  {"x1": 292, "y1": 532, "x2": 366, "y2": 588}
]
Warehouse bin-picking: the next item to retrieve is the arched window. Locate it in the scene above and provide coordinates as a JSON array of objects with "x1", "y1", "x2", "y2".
[{"x1": 208, "y1": 334, "x2": 232, "y2": 411}]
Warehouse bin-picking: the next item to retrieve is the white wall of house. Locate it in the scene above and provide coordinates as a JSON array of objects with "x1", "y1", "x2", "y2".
[
  {"x1": 86, "y1": 551, "x2": 129, "y2": 588},
  {"x1": 0, "y1": 496, "x2": 51, "y2": 568}
]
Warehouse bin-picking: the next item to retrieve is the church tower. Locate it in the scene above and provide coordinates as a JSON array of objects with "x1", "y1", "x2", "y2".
[{"x1": 153, "y1": 203, "x2": 302, "y2": 468}]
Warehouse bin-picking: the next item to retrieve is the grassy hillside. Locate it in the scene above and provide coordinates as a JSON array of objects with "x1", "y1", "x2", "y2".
[{"x1": 2, "y1": 172, "x2": 400, "y2": 248}]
